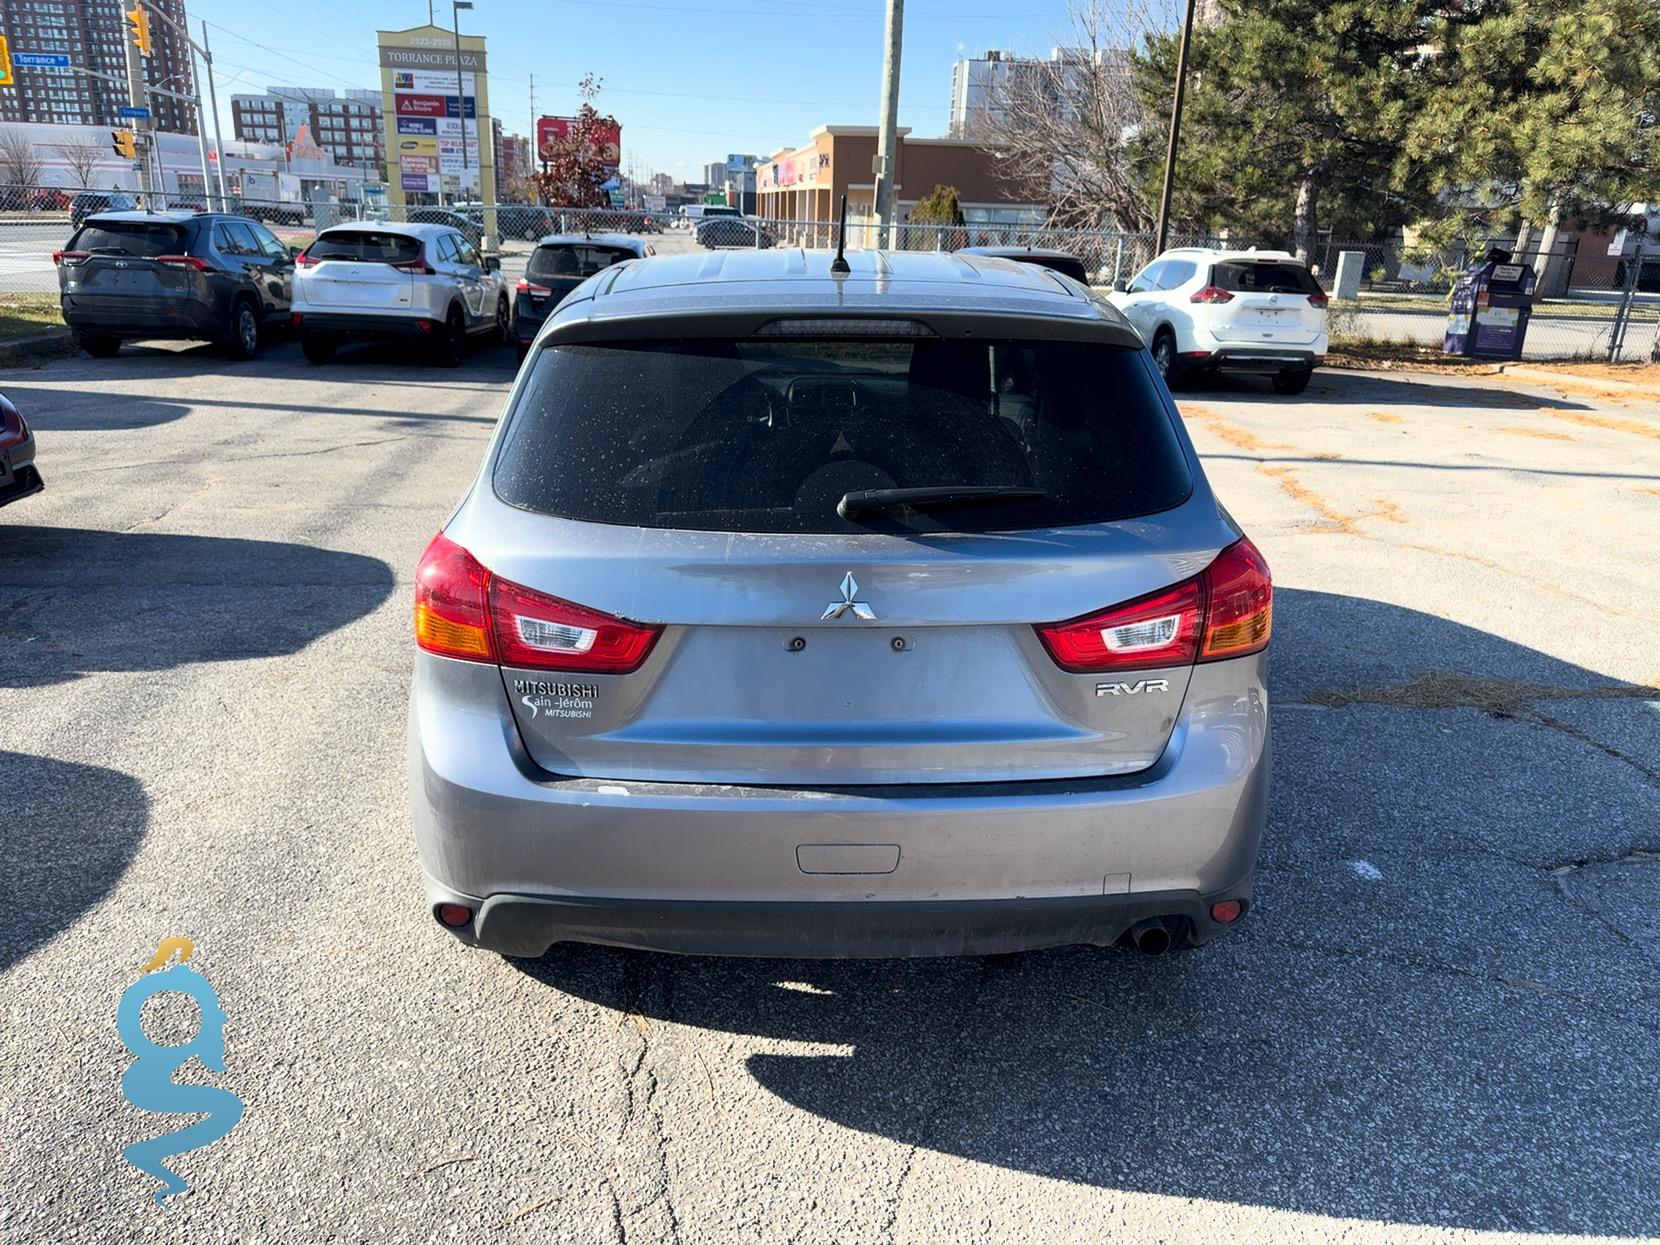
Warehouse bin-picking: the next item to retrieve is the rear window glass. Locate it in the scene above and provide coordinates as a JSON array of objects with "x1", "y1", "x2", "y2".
[
  {"x1": 1212, "y1": 261, "x2": 1319, "y2": 295},
  {"x1": 1018, "y1": 255, "x2": 1088, "y2": 282},
  {"x1": 527, "y1": 244, "x2": 636, "y2": 281},
  {"x1": 493, "y1": 337, "x2": 1192, "y2": 534},
  {"x1": 308, "y1": 231, "x2": 422, "y2": 263},
  {"x1": 70, "y1": 221, "x2": 186, "y2": 257}
]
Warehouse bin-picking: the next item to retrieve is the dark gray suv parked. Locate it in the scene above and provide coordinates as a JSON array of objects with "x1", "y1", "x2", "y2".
[{"x1": 55, "y1": 211, "x2": 297, "y2": 359}]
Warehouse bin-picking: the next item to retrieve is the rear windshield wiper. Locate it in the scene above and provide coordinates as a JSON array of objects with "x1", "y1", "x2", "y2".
[
  {"x1": 838, "y1": 485, "x2": 1046, "y2": 520},
  {"x1": 89, "y1": 246, "x2": 133, "y2": 255}
]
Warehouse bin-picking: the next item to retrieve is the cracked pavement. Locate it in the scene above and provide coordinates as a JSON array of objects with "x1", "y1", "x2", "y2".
[{"x1": 1, "y1": 341, "x2": 1657, "y2": 1243}]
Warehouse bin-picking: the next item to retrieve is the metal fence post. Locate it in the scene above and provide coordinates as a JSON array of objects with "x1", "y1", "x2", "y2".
[{"x1": 1608, "y1": 241, "x2": 1642, "y2": 362}]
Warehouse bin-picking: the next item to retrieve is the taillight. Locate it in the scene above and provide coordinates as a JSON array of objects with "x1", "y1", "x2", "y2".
[
  {"x1": 392, "y1": 257, "x2": 437, "y2": 275},
  {"x1": 1034, "y1": 537, "x2": 1271, "y2": 672},
  {"x1": 491, "y1": 579, "x2": 661, "y2": 674},
  {"x1": 1036, "y1": 580, "x2": 1203, "y2": 673},
  {"x1": 1306, "y1": 289, "x2": 1329, "y2": 307},
  {"x1": 412, "y1": 533, "x2": 661, "y2": 674},
  {"x1": 414, "y1": 533, "x2": 494, "y2": 661},
  {"x1": 294, "y1": 251, "x2": 320, "y2": 267},
  {"x1": 52, "y1": 250, "x2": 89, "y2": 265},
  {"x1": 156, "y1": 255, "x2": 212, "y2": 272},
  {"x1": 1199, "y1": 537, "x2": 1272, "y2": 661},
  {"x1": 515, "y1": 278, "x2": 551, "y2": 296},
  {"x1": 1189, "y1": 285, "x2": 1234, "y2": 304}
]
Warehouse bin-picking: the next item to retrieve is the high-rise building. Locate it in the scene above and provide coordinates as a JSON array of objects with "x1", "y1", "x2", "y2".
[
  {"x1": 231, "y1": 87, "x2": 383, "y2": 178},
  {"x1": 948, "y1": 48, "x2": 1117, "y2": 140},
  {"x1": 0, "y1": 0, "x2": 196, "y2": 132}
]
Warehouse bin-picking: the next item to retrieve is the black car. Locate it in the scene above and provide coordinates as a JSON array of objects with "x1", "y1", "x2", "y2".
[
  {"x1": 69, "y1": 191, "x2": 137, "y2": 231},
  {"x1": 695, "y1": 216, "x2": 775, "y2": 250},
  {"x1": 493, "y1": 204, "x2": 555, "y2": 241},
  {"x1": 407, "y1": 207, "x2": 484, "y2": 251},
  {"x1": 512, "y1": 233, "x2": 650, "y2": 359},
  {"x1": 954, "y1": 246, "x2": 1091, "y2": 284},
  {"x1": 0, "y1": 393, "x2": 44, "y2": 512},
  {"x1": 56, "y1": 211, "x2": 297, "y2": 359}
]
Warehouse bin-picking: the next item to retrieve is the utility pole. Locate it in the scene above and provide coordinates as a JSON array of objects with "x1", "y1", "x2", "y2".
[
  {"x1": 873, "y1": 0, "x2": 903, "y2": 249},
  {"x1": 452, "y1": 0, "x2": 473, "y2": 205},
  {"x1": 122, "y1": 11, "x2": 152, "y2": 206},
  {"x1": 200, "y1": 22, "x2": 228, "y2": 208},
  {"x1": 1154, "y1": 0, "x2": 1197, "y2": 255}
]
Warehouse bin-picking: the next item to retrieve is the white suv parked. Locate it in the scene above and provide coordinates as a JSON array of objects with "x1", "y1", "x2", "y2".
[
  {"x1": 293, "y1": 221, "x2": 510, "y2": 366},
  {"x1": 1107, "y1": 248, "x2": 1329, "y2": 394}
]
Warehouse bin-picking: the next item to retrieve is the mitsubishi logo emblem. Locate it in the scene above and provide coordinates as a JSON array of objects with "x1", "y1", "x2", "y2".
[{"x1": 821, "y1": 571, "x2": 876, "y2": 621}]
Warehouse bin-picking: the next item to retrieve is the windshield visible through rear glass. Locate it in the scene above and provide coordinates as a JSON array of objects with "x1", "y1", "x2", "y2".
[
  {"x1": 71, "y1": 221, "x2": 186, "y2": 257},
  {"x1": 1212, "y1": 261, "x2": 1319, "y2": 295},
  {"x1": 526, "y1": 245, "x2": 636, "y2": 281},
  {"x1": 493, "y1": 337, "x2": 1192, "y2": 534},
  {"x1": 308, "y1": 231, "x2": 423, "y2": 263}
]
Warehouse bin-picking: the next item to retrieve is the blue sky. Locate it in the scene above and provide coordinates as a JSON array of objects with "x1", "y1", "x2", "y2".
[{"x1": 186, "y1": 0, "x2": 1080, "y2": 178}]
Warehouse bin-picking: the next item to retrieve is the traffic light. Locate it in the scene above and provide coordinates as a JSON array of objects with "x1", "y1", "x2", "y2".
[
  {"x1": 112, "y1": 129, "x2": 137, "y2": 159},
  {"x1": 126, "y1": 5, "x2": 152, "y2": 58}
]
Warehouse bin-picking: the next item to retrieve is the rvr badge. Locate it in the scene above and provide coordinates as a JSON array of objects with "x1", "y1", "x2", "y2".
[{"x1": 1095, "y1": 678, "x2": 1170, "y2": 697}]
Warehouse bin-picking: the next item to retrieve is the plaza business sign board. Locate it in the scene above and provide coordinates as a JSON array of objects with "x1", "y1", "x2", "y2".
[{"x1": 377, "y1": 26, "x2": 491, "y2": 202}]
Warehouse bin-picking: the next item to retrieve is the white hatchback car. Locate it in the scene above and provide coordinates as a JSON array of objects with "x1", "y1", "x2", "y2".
[
  {"x1": 293, "y1": 221, "x2": 510, "y2": 366},
  {"x1": 1107, "y1": 248, "x2": 1329, "y2": 394}
]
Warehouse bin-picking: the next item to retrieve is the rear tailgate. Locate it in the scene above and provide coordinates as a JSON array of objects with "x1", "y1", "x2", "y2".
[
  {"x1": 450, "y1": 331, "x2": 1235, "y2": 787},
  {"x1": 1207, "y1": 258, "x2": 1325, "y2": 344},
  {"x1": 59, "y1": 220, "x2": 201, "y2": 309},
  {"x1": 295, "y1": 229, "x2": 419, "y2": 311}
]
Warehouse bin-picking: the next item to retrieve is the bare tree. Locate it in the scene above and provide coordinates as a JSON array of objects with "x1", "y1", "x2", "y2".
[
  {"x1": 54, "y1": 136, "x2": 108, "y2": 190},
  {"x1": 982, "y1": 0, "x2": 1175, "y2": 233},
  {"x1": 0, "y1": 130, "x2": 45, "y2": 189}
]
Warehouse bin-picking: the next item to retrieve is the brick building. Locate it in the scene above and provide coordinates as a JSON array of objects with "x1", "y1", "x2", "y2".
[{"x1": 231, "y1": 87, "x2": 383, "y2": 179}]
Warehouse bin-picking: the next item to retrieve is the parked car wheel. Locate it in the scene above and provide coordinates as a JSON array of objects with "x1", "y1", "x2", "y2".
[
  {"x1": 494, "y1": 297, "x2": 512, "y2": 345},
  {"x1": 227, "y1": 299, "x2": 260, "y2": 360},
  {"x1": 76, "y1": 333, "x2": 121, "y2": 359},
  {"x1": 437, "y1": 307, "x2": 466, "y2": 367},
  {"x1": 301, "y1": 335, "x2": 337, "y2": 364},
  {"x1": 1272, "y1": 367, "x2": 1313, "y2": 395},
  {"x1": 1150, "y1": 330, "x2": 1182, "y2": 390}
]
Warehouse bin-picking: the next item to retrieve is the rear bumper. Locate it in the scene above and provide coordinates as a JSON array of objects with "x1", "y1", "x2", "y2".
[
  {"x1": 408, "y1": 652, "x2": 1270, "y2": 958},
  {"x1": 1190, "y1": 347, "x2": 1320, "y2": 373},
  {"x1": 0, "y1": 429, "x2": 42, "y2": 509},
  {"x1": 62, "y1": 295, "x2": 221, "y2": 340},
  {"x1": 296, "y1": 312, "x2": 435, "y2": 341},
  {"x1": 511, "y1": 301, "x2": 550, "y2": 344}
]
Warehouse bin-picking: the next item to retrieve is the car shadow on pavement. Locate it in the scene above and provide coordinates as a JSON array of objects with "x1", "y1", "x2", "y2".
[
  {"x1": 0, "y1": 527, "x2": 395, "y2": 688},
  {"x1": 0, "y1": 752, "x2": 148, "y2": 973},
  {"x1": 512, "y1": 588, "x2": 1660, "y2": 1237},
  {"x1": 1180, "y1": 368, "x2": 1594, "y2": 410}
]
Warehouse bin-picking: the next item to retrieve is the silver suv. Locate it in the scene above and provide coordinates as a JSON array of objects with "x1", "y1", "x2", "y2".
[{"x1": 407, "y1": 250, "x2": 1272, "y2": 959}]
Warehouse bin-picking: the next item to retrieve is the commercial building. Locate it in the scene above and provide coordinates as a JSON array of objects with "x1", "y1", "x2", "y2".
[
  {"x1": 0, "y1": 0, "x2": 196, "y2": 132},
  {"x1": 231, "y1": 87, "x2": 384, "y2": 178},
  {"x1": 947, "y1": 47, "x2": 1121, "y2": 140},
  {"x1": 754, "y1": 126, "x2": 1043, "y2": 231},
  {"x1": 703, "y1": 152, "x2": 759, "y2": 213}
]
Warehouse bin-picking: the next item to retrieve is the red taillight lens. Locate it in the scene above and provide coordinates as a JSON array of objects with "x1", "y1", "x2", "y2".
[
  {"x1": 1036, "y1": 580, "x2": 1204, "y2": 673},
  {"x1": 1200, "y1": 537, "x2": 1272, "y2": 661},
  {"x1": 1035, "y1": 537, "x2": 1271, "y2": 672},
  {"x1": 52, "y1": 250, "x2": 89, "y2": 265},
  {"x1": 392, "y1": 257, "x2": 437, "y2": 275},
  {"x1": 413, "y1": 532, "x2": 495, "y2": 661},
  {"x1": 515, "y1": 278, "x2": 552, "y2": 296},
  {"x1": 491, "y1": 578, "x2": 661, "y2": 674},
  {"x1": 294, "y1": 251, "x2": 321, "y2": 267},
  {"x1": 1189, "y1": 285, "x2": 1234, "y2": 304},
  {"x1": 156, "y1": 254, "x2": 212, "y2": 271},
  {"x1": 1306, "y1": 289, "x2": 1329, "y2": 307},
  {"x1": 412, "y1": 533, "x2": 661, "y2": 674}
]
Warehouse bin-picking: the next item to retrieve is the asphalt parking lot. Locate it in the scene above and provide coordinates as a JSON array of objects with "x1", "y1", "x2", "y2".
[{"x1": 2, "y1": 339, "x2": 1657, "y2": 1243}]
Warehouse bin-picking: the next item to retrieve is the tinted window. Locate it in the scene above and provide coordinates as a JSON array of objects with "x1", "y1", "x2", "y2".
[
  {"x1": 306, "y1": 231, "x2": 422, "y2": 263},
  {"x1": 454, "y1": 235, "x2": 481, "y2": 267},
  {"x1": 1212, "y1": 260, "x2": 1319, "y2": 295},
  {"x1": 1156, "y1": 260, "x2": 1196, "y2": 289},
  {"x1": 248, "y1": 222, "x2": 289, "y2": 259},
  {"x1": 435, "y1": 234, "x2": 459, "y2": 263},
  {"x1": 1024, "y1": 255, "x2": 1089, "y2": 283},
  {"x1": 70, "y1": 220, "x2": 187, "y2": 257},
  {"x1": 215, "y1": 221, "x2": 261, "y2": 255},
  {"x1": 1127, "y1": 261, "x2": 1162, "y2": 294},
  {"x1": 494, "y1": 337, "x2": 1191, "y2": 534},
  {"x1": 527, "y1": 244, "x2": 637, "y2": 281}
]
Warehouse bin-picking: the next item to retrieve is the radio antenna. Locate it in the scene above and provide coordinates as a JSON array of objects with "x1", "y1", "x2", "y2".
[{"x1": 829, "y1": 194, "x2": 850, "y2": 274}]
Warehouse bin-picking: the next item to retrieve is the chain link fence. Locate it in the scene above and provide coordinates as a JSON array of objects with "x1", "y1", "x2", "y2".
[{"x1": 5, "y1": 182, "x2": 1657, "y2": 362}]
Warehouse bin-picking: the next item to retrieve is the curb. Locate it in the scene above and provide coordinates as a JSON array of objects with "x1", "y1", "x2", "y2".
[{"x1": 0, "y1": 330, "x2": 75, "y2": 369}]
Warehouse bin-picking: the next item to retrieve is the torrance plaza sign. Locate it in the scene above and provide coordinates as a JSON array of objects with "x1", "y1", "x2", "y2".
[{"x1": 376, "y1": 25, "x2": 496, "y2": 240}]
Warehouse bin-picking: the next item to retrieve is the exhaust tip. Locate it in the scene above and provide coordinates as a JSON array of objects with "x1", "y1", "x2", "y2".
[{"x1": 1128, "y1": 917, "x2": 1171, "y2": 957}]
